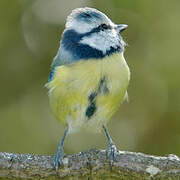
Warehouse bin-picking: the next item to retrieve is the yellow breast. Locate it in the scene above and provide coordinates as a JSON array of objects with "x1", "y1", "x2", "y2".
[{"x1": 47, "y1": 52, "x2": 130, "y2": 133}]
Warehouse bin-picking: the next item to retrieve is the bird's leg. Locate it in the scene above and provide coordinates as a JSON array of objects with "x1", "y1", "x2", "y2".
[
  {"x1": 54, "y1": 127, "x2": 68, "y2": 172},
  {"x1": 103, "y1": 125, "x2": 118, "y2": 167}
]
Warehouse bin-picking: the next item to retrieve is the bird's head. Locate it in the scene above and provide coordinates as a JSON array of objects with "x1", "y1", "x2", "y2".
[{"x1": 60, "y1": 7, "x2": 128, "y2": 60}]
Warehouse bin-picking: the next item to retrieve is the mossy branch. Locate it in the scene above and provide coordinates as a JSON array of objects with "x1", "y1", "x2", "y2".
[{"x1": 0, "y1": 149, "x2": 180, "y2": 179}]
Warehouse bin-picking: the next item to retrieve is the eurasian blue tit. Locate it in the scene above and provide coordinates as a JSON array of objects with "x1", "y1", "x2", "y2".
[{"x1": 46, "y1": 7, "x2": 130, "y2": 171}]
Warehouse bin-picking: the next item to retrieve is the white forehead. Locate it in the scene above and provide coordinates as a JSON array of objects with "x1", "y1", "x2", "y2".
[{"x1": 65, "y1": 7, "x2": 114, "y2": 33}]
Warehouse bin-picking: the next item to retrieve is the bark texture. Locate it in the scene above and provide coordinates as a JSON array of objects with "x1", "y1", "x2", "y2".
[{"x1": 0, "y1": 149, "x2": 180, "y2": 179}]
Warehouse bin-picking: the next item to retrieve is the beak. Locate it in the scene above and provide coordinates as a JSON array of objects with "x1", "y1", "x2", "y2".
[{"x1": 117, "y1": 24, "x2": 128, "y2": 32}]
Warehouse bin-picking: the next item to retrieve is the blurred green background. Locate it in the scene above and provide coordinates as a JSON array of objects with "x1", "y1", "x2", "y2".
[{"x1": 0, "y1": 0, "x2": 180, "y2": 157}]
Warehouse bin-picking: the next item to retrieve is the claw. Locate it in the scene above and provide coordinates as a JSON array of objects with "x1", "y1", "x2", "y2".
[
  {"x1": 103, "y1": 125, "x2": 118, "y2": 168},
  {"x1": 54, "y1": 147, "x2": 64, "y2": 172},
  {"x1": 106, "y1": 142, "x2": 117, "y2": 167},
  {"x1": 53, "y1": 127, "x2": 68, "y2": 172}
]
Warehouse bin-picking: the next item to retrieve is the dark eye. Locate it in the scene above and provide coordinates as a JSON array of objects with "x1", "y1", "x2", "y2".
[
  {"x1": 101, "y1": 23, "x2": 109, "y2": 30},
  {"x1": 83, "y1": 13, "x2": 91, "y2": 18}
]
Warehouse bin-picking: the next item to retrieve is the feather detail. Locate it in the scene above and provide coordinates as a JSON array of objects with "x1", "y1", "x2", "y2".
[{"x1": 47, "y1": 52, "x2": 130, "y2": 133}]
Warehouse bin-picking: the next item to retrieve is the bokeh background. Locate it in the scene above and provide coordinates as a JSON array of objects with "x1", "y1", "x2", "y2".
[{"x1": 0, "y1": 0, "x2": 180, "y2": 157}]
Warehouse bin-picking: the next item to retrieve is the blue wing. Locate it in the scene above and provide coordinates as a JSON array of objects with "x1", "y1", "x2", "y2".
[{"x1": 48, "y1": 45, "x2": 74, "y2": 82}]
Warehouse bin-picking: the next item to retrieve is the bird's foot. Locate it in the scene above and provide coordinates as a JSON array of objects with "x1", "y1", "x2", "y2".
[
  {"x1": 54, "y1": 147, "x2": 65, "y2": 172},
  {"x1": 106, "y1": 141, "x2": 118, "y2": 168}
]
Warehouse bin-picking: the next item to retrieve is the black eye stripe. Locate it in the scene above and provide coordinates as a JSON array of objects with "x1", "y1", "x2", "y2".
[
  {"x1": 79, "y1": 23, "x2": 112, "y2": 38},
  {"x1": 99, "y1": 23, "x2": 111, "y2": 30}
]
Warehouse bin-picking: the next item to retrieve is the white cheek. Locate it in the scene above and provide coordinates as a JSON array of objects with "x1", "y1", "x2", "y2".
[{"x1": 80, "y1": 30, "x2": 120, "y2": 54}]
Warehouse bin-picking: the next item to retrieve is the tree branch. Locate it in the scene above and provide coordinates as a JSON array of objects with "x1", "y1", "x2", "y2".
[{"x1": 0, "y1": 149, "x2": 180, "y2": 179}]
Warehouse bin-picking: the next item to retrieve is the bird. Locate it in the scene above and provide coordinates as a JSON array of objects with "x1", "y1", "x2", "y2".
[{"x1": 46, "y1": 7, "x2": 130, "y2": 171}]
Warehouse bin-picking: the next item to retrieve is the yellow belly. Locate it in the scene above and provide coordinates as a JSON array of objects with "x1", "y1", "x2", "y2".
[{"x1": 47, "y1": 52, "x2": 130, "y2": 133}]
